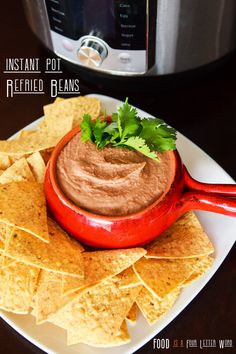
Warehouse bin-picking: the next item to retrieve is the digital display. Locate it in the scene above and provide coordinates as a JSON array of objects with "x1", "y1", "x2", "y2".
[
  {"x1": 45, "y1": 0, "x2": 146, "y2": 50},
  {"x1": 83, "y1": 1, "x2": 116, "y2": 39}
]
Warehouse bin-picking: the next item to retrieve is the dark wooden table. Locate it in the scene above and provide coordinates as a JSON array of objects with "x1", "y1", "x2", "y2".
[{"x1": 0, "y1": 1, "x2": 235, "y2": 353}]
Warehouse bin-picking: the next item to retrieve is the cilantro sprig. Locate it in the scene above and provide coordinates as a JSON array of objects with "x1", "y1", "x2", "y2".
[{"x1": 80, "y1": 99, "x2": 176, "y2": 161}]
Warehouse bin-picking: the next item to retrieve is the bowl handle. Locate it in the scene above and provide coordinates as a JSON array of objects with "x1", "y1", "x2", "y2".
[
  {"x1": 183, "y1": 166, "x2": 236, "y2": 196},
  {"x1": 174, "y1": 166, "x2": 236, "y2": 217},
  {"x1": 175, "y1": 190, "x2": 236, "y2": 217}
]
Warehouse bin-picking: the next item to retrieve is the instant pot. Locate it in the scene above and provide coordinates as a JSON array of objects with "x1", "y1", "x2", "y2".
[{"x1": 23, "y1": 0, "x2": 236, "y2": 80}]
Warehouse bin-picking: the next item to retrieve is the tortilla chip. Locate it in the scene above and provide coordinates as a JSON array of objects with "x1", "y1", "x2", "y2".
[
  {"x1": 0, "y1": 158, "x2": 35, "y2": 184},
  {"x1": 42, "y1": 96, "x2": 101, "y2": 129},
  {"x1": 0, "y1": 223, "x2": 9, "y2": 251},
  {"x1": 1, "y1": 255, "x2": 17, "y2": 268},
  {"x1": 116, "y1": 267, "x2": 142, "y2": 289},
  {"x1": 0, "y1": 223, "x2": 8, "y2": 251},
  {"x1": 0, "y1": 182, "x2": 49, "y2": 242},
  {"x1": 0, "y1": 153, "x2": 11, "y2": 170},
  {"x1": 36, "y1": 271, "x2": 98, "y2": 324},
  {"x1": 54, "y1": 97, "x2": 64, "y2": 103},
  {"x1": 68, "y1": 320, "x2": 130, "y2": 347},
  {"x1": 27, "y1": 152, "x2": 46, "y2": 183},
  {"x1": 146, "y1": 212, "x2": 214, "y2": 259},
  {"x1": 0, "y1": 239, "x2": 3, "y2": 252},
  {"x1": 41, "y1": 102, "x2": 74, "y2": 133},
  {"x1": 183, "y1": 256, "x2": 214, "y2": 286},
  {"x1": 1, "y1": 225, "x2": 17, "y2": 268},
  {"x1": 18, "y1": 130, "x2": 35, "y2": 139},
  {"x1": 79, "y1": 248, "x2": 146, "y2": 283},
  {"x1": 0, "y1": 96, "x2": 99, "y2": 162},
  {"x1": 61, "y1": 274, "x2": 84, "y2": 296},
  {"x1": 0, "y1": 255, "x2": 40, "y2": 314},
  {"x1": 35, "y1": 270, "x2": 63, "y2": 323},
  {"x1": 30, "y1": 297, "x2": 37, "y2": 316},
  {"x1": 126, "y1": 303, "x2": 137, "y2": 324},
  {"x1": 0, "y1": 130, "x2": 67, "y2": 157},
  {"x1": 133, "y1": 257, "x2": 200, "y2": 299},
  {"x1": 40, "y1": 148, "x2": 53, "y2": 164},
  {"x1": 39, "y1": 107, "x2": 74, "y2": 139},
  {"x1": 5, "y1": 218, "x2": 84, "y2": 278},
  {"x1": 0, "y1": 222, "x2": 6, "y2": 242},
  {"x1": 62, "y1": 248, "x2": 146, "y2": 295},
  {"x1": 136, "y1": 286, "x2": 180, "y2": 325},
  {"x1": 51, "y1": 278, "x2": 142, "y2": 346}
]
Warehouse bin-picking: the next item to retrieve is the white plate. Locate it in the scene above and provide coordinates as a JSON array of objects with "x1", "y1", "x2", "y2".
[{"x1": 0, "y1": 94, "x2": 235, "y2": 354}]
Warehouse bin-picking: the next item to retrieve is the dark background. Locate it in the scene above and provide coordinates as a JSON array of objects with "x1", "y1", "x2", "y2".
[{"x1": 0, "y1": 1, "x2": 235, "y2": 354}]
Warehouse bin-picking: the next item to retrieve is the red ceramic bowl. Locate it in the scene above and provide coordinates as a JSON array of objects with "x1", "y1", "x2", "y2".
[{"x1": 44, "y1": 126, "x2": 236, "y2": 249}]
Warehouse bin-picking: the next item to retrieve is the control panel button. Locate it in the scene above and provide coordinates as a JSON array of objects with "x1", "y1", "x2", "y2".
[
  {"x1": 77, "y1": 39, "x2": 107, "y2": 68},
  {"x1": 119, "y1": 53, "x2": 131, "y2": 64},
  {"x1": 62, "y1": 39, "x2": 74, "y2": 52}
]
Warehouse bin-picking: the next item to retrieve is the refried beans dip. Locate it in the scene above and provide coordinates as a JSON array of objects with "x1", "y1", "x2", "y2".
[{"x1": 56, "y1": 132, "x2": 174, "y2": 216}]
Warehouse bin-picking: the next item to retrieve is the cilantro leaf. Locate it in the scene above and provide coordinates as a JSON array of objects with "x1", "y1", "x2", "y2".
[
  {"x1": 97, "y1": 136, "x2": 112, "y2": 149},
  {"x1": 80, "y1": 100, "x2": 177, "y2": 160},
  {"x1": 80, "y1": 114, "x2": 93, "y2": 142},
  {"x1": 139, "y1": 118, "x2": 176, "y2": 152},
  {"x1": 112, "y1": 112, "x2": 123, "y2": 138},
  {"x1": 116, "y1": 98, "x2": 140, "y2": 141},
  {"x1": 123, "y1": 136, "x2": 159, "y2": 161},
  {"x1": 92, "y1": 117, "x2": 107, "y2": 148},
  {"x1": 103, "y1": 122, "x2": 119, "y2": 142},
  {"x1": 103, "y1": 121, "x2": 118, "y2": 135}
]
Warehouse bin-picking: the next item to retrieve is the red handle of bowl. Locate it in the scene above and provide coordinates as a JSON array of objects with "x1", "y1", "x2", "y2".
[
  {"x1": 183, "y1": 166, "x2": 236, "y2": 196},
  {"x1": 176, "y1": 190, "x2": 236, "y2": 216},
  {"x1": 174, "y1": 166, "x2": 236, "y2": 217}
]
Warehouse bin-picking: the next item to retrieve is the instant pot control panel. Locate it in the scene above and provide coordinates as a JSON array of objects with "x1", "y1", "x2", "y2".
[{"x1": 44, "y1": 0, "x2": 156, "y2": 75}]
